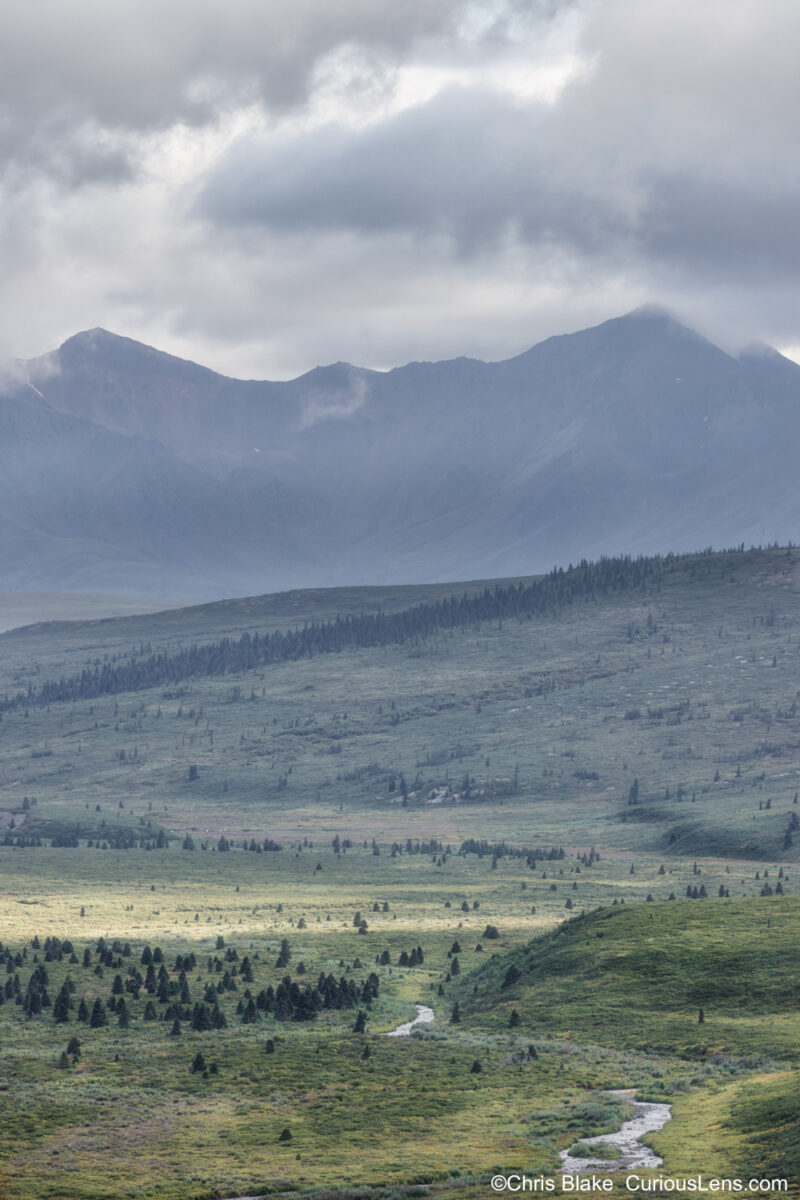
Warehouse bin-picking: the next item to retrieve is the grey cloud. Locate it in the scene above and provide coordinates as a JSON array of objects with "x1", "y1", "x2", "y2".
[
  {"x1": 0, "y1": 0, "x2": 573, "y2": 186},
  {"x1": 197, "y1": 0, "x2": 800, "y2": 294},
  {"x1": 0, "y1": 1, "x2": 473, "y2": 139},
  {"x1": 3, "y1": 0, "x2": 800, "y2": 379},
  {"x1": 0, "y1": 348, "x2": 60, "y2": 394},
  {"x1": 198, "y1": 86, "x2": 625, "y2": 254},
  {"x1": 640, "y1": 173, "x2": 800, "y2": 282},
  {"x1": 0, "y1": 358, "x2": 30, "y2": 391},
  {"x1": 1, "y1": 119, "x2": 136, "y2": 190}
]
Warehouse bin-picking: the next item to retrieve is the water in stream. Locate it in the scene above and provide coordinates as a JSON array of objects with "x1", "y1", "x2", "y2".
[
  {"x1": 385, "y1": 1003, "x2": 435, "y2": 1036},
  {"x1": 560, "y1": 1090, "x2": 672, "y2": 1172}
]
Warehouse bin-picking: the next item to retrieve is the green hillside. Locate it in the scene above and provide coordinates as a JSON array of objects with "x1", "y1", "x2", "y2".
[
  {"x1": 1, "y1": 545, "x2": 800, "y2": 865},
  {"x1": 461, "y1": 894, "x2": 800, "y2": 1058},
  {"x1": 455, "y1": 895, "x2": 800, "y2": 1186}
]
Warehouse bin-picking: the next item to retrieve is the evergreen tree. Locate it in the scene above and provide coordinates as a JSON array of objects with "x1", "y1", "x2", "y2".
[
  {"x1": 53, "y1": 988, "x2": 72, "y2": 1023},
  {"x1": 89, "y1": 998, "x2": 107, "y2": 1028}
]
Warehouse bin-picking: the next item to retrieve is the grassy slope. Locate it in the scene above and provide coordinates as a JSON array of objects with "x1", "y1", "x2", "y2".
[
  {"x1": 2, "y1": 546, "x2": 800, "y2": 866},
  {"x1": 457, "y1": 895, "x2": 800, "y2": 1187},
  {"x1": 0, "y1": 573, "x2": 536, "y2": 682},
  {"x1": 462, "y1": 895, "x2": 800, "y2": 1058},
  {"x1": 652, "y1": 1071, "x2": 800, "y2": 1183}
]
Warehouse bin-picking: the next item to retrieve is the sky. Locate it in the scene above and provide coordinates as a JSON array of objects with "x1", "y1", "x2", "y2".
[{"x1": 2, "y1": 0, "x2": 799, "y2": 379}]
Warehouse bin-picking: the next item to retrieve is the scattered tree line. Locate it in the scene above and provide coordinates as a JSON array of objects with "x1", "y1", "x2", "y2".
[
  {"x1": 459, "y1": 839, "x2": 565, "y2": 863},
  {"x1": 0, "y1": 552, "x2": 677, "y2": 713},
  {"x1": 2, "y1": 933, "x2": 378, "y2": 1034}
]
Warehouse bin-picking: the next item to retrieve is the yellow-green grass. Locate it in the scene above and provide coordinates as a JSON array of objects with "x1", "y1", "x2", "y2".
[
  {"x1": 463, "y1": 895, "x2": 800, "y2": 1060},
  {"x1": 0, "y1": 912, "x2": 682, "y2": 1200},
  {"x1": 650, "y1": 1070, "x2": 800, "y2": 1182},
  {"x1": 0, "y1": 841, "x2": 782, "y2": 945},
  {"x1": 1, "y1": 854, "x2": 798, "y2": 1198}
]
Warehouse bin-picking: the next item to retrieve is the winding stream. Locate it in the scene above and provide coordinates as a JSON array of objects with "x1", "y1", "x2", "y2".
[
  {"x1": 385, "y1": 1003, "x2": 435, "y2": 1036},
  {"x1": 560, "y1": 1090, "x2": 672, "y2": 1172},
  {"x1": 224, "y1": 1037, "x2": 669, "y2": 1200}
]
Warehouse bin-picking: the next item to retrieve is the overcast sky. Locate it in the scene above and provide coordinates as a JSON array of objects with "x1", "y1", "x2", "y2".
[{"x1": 2, "y1": 0, "x2": 799, "y2": 378}]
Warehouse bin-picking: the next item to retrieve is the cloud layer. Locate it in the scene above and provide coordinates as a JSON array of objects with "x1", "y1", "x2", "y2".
[{"x1": 2, "y1": 0, "x2": 799, "y2": 376}]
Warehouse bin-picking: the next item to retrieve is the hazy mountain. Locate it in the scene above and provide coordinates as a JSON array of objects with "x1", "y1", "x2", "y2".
[
  {"x1": 3, "y1": 305, "x2": 800, "y2": 599},
  {"x1": 0, "y1": 378, "x2": 323, "y2": 599}
]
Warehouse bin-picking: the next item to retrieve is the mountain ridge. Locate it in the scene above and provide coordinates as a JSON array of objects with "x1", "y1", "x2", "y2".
[{"x1": 2, "y1": 307, "x2": 800, "y2": 600}]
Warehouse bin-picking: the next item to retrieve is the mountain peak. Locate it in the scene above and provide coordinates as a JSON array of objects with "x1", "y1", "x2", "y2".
[
  {"x1": 55, "y1": 328, "x2": 237, "y2": 386},
  {"x1": 624, "y1": 302, "x2": 675, "y2": 321},
  {"x1": 62, "y1": 327, "x2": 120, "y2": 347},
  {"x1": 617, "y1": 304, "x2": 703, "y2": 335},
  {"x1": 58, "y1": 327, "x2": 163, "y2": 363},
  {"x1": 609, "y1": 303, "x2": 721, "y2": 351}
]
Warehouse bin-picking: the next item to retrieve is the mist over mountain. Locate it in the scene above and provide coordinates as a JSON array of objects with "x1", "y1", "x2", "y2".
[{"x1": 4, "y1": 306, "x2": 800, "y2": 600}]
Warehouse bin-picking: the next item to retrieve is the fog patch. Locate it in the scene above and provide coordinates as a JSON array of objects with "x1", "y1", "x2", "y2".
[{"x1": 298, "y1": 372, "x2": 370, "y2": 429}]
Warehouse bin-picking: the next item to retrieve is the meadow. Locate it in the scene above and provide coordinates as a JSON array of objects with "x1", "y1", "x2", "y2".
[{"x1": 1, "y1": 547, "x2": 799, "y2": 1199}]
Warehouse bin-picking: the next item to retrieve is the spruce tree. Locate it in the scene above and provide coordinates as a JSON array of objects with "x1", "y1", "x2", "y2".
[{"x1": 89, "y1": 998, "x2": 107, "y2": 1028}]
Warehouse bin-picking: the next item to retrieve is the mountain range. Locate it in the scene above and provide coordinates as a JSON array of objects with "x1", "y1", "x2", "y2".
[{"x1": 2, "y1": 304, "x2": 799, "y2": 601}]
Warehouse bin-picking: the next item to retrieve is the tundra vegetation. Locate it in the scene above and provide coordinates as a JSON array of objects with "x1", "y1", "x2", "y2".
[{"x1": 0, "y1": 546, "x2": 798, "y2": 1199}]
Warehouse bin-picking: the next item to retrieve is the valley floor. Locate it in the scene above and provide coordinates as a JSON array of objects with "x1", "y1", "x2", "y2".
[
  {"x1": 0, "y1": 842, "x2": 798, "y2": 1200},
  {"x1": 1, "y1": 549, "x2": 799, "y2": 1198}
]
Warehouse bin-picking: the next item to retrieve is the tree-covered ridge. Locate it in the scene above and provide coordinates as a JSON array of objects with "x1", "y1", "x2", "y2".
[
  {"x1": 0, "y1": 549, "x2": 741, "y2": 713},
  {"x1": 0, "y1": 554, "x2": 667, "y2": 712}
]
